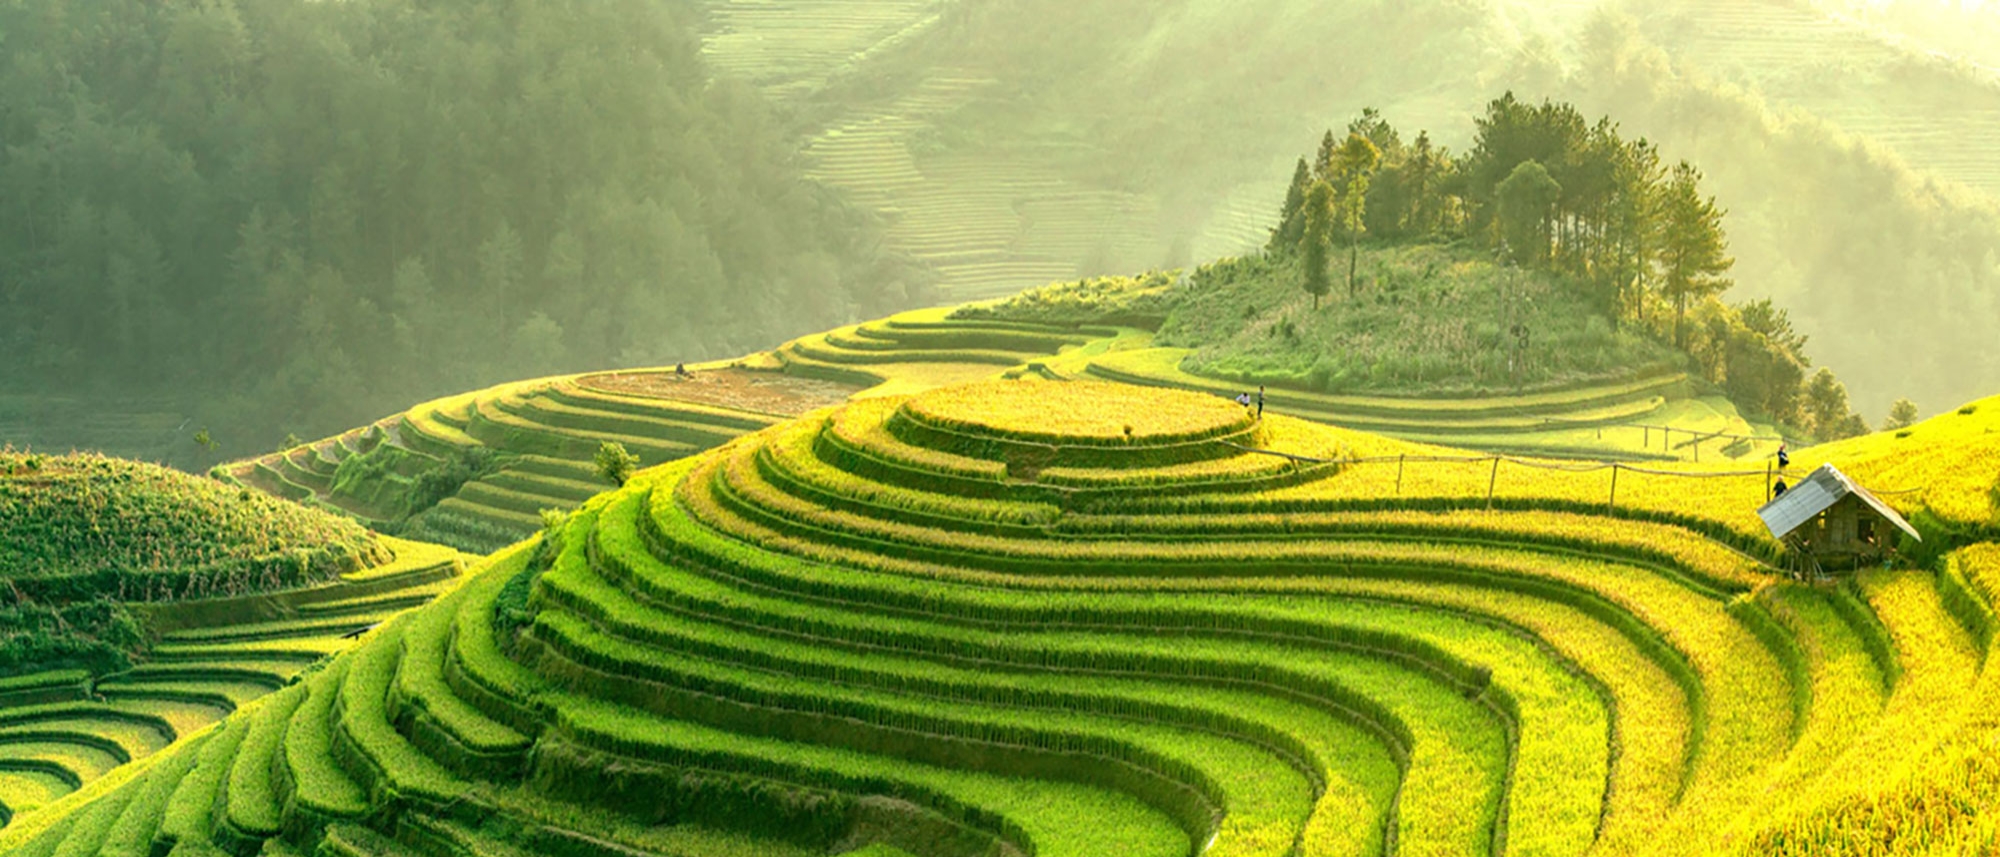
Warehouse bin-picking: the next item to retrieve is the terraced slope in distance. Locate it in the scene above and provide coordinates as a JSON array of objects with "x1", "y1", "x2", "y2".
[
  {"x1": 221, "y1": 364, "x2": 853, "y2": 554},
  {"x1": 23, "y1": 378, "x2": 2000, "y2": 857}
]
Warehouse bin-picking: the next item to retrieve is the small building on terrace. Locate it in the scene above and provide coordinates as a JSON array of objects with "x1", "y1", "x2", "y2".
[{"x1": 1757, "y1": 463, "x2": 1920, "y2": 574}]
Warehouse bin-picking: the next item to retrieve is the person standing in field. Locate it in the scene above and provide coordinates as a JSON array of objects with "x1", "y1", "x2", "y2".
[
  {"x1": 1256, "y1": 385, "x2": 1265, "y2": 419},
  {"x1": 1776, "y1": 443, "x2": 1789, "y2": 469}
]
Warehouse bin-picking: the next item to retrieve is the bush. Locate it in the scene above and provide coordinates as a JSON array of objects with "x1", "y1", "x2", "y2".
[{"x1": 594, "y1": 442, "x2": 639, "y2": 488}]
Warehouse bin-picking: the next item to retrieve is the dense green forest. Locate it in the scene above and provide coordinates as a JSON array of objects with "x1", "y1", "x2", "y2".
[{"x1": 0, "y1": 0, "x2": 927, "y2": 464}]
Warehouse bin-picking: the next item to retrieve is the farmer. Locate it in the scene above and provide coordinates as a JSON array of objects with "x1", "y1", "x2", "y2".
[
  {"x1": 1236, "y1": 392, "x2": 1252, "y2": 408},
  {"x1": 1772, "y1": 478, "x2": 1788, "y2": 499},
  {"x1": 1256, "y1": 385, "x2": 1266, "y2": 419},
  {"x1": 1776, "y1": 444, "x2": 1789, "y2": 469},
  {"x1": 675, "y1": 363, "x2": 691, "y2": 378}
]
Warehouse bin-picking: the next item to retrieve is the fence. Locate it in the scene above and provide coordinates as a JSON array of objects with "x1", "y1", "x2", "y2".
[{"x1": 1227, "y1": 443, "x2": 1919, "y2": 514}]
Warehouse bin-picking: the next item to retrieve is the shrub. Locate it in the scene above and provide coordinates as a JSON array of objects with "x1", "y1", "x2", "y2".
[{"x1": 594, "y1": 442, "x2": 639, "y2": 488}]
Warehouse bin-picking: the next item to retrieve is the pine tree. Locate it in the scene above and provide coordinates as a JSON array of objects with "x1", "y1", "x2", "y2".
[
  {"x1": 1271, "y1": 158, "x2": 1312, "y2": 252},
  {"x1": 1300, "y1": 180, "x2": 1335, "y2": 310},
  {"x1": 1657, "y1": 162, "x2": 1734, "y2": 349},
  {"x1": 1331, "y1": 134, "x2": 1381, "y2": 296}
]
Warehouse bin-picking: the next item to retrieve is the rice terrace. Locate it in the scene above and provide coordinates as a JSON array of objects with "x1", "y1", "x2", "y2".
[{"x1": 3, "y1": 0, "x2": 1999, "y2": 856}]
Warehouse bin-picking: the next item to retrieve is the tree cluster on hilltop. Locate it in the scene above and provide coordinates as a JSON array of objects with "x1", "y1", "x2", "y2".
[
  {"x1": 1271, "y1": 97, "x2": 1873, "y2": 441},
  {"x1": 0, "y1": 0, "x2": 930, "y2": 461}
]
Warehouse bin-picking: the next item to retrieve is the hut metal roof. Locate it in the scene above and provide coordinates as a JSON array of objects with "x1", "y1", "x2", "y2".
[{"x1": 1757, "y1": 463, "x2": 1921, "y2": 543}]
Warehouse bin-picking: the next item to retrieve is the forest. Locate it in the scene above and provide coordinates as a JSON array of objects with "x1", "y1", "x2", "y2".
[{"x1": 0, "y1": 0, "x2": 928, "y2": 462}]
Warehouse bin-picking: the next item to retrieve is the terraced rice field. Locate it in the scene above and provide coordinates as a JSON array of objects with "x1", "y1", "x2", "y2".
[
  {"x1": 799, "y1": 73, "x2": 1169, "y2": 303},
  {"x1": 24, "y1": 377, "x2": 1999, "y2": 856},
  {"x1": 1083, "y1": 347, "x2": 1783, "y2": 462},
  {"x1": 698, "y1": 0, "x2": 946, "y2": 102},
  {"x1": 223, "y1": 366, "x2": 835, "y2": 554},
  {"x1": 0, "y1": 538, "x2": 466, "y2": 833},
  {"x1": 1606, "y1": 0, "x2": 2000, "y2": 198}
]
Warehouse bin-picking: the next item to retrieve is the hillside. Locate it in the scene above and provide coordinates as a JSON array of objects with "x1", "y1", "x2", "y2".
[
  {"x1": 226, "y1": 282, "x2": 1806, "y2": 551},
  {"x1": 678, "y1": 0, "x2": 2000, "y2": 420},
  {"x1": 0, "y1": 453, "x2": 480, "y2": 831},
  {"x1": 1156, "y1": 245, "x2": 1683, "y2": 395},
  {"x1": 12, "y1": 378, "x2": 1997, "y2": 856},
  {"x1": 0, "y1": 0, "x2": 929, "y2": 469}
]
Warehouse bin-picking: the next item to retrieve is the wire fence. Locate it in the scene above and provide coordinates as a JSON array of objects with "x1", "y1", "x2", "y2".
[{"x1": 1222, "y1": 441, "x2": 1923, "y2": 512}]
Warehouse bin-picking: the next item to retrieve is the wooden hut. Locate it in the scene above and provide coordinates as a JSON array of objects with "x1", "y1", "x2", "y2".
[{"x1": 1757, "y1": 463, "x2": 1920, "y2": 574}]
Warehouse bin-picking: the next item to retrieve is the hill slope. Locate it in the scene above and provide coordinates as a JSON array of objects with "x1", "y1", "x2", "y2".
[
  {"x1": 12, "y1": 378, "x2": 1998, "y2": 856},
  {"x1": 0, "y1": 453, "x2": 478, "y2": 833}
]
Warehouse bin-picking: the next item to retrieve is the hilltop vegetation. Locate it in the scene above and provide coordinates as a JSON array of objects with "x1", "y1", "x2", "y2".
[
  {"x1": 1163, "y1": 245, "x2": 1682, "y2": 394},
  {"x1": 1099, "y1": 97, "x2": 1868, "y2": 444},
  {"x1": 0, "y1": 450, "x2": 383, "y2": 677},
  {"x1": 0, "y1": 0, "x2": 928, "y2": 465},
  {"x1": 14, "y1": 378, "x2": 1999, "y2": 856}
]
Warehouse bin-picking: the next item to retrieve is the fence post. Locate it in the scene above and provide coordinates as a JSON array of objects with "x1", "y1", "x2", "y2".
[
  {"x1": 1395, "y1": 454, "x2": 1405, "y2": 495},
  {"x1": 1608, "y1": 464, "x2": 1619, "y2": 513},
  {"x1": 1766, "y1": 460, "x2": 1773, "y2": 501},
  {"x1": 1486, "y1": 457, "x2": 1500, "y2": 509},
  {"x1": 1693, "y1": 434, "x2": 1700, "y2": 463}
]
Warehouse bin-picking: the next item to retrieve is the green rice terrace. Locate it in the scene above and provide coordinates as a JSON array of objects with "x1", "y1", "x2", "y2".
[
  {"x1": 0, "y1": 453, "x2": 472, "y2": 832},
  {"x1": 8, "y1": 377, "x2": 1998, "y2": 856}
]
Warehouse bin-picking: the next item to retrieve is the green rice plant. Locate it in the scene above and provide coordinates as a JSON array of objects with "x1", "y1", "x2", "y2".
[
  {"x1": 481, "y1": 470, "x2": 604, "y2": 505},
  {"x1": 464, "y1": 395, "x2": 692, "y2": 463},
  {"x1": 455, "y1": 482, "x2": 568, "y2": 518},
  {"x1": 222, "y1": 687, "x2": 306, "y2": 841},
  {"x1": 786, "y1": 331, "x2": 1042, "y2": 368},
  {"x1": 564, "y1": 504, "x2": 1592, "y2": 852},
  {"x1": 158, "y1": 714, "x2": 250, "y2": 848},
  {"x1": 444, "y1": 544, "x2": 554, "y2": 736},
  {"x1": 44, "y1": 769, "x2": 138, "y2": 857},
  {"x1": 333, "y1": 618, "x2": 466, "y2": 807},
  {"x1": 844, "y1": 323, "x2": 1091, "y2": 355},
  {"x1": 1089, "y1": 348, "x2": 1688, "y2": 417},
  {"x1": 604, "y1": 478, "x2": 1640, "y2": 852},
  {"x1": 97, "y1": 731, "x2": 207, "y2": 857},
  {"x1": 391, "y1": 577, "x2": 531, "y2": 778},
  {"x1": 281, "y1": 661, "x2": 369, "y2": 825},
  {"x1": 663, "y1": 460, "x2": 1802, "y2": 805},
  {"x1": 527, "y1": 608, "x2": 1309, "y2": 856},
  {"x1": 496, "y1": 393, "x2": 742, "y2": 449},
  {"x1": 0, "y1": 736, "x2": 129, "y2": 779},
  {"x1": 163, "y1": 613, "x2": 406, "y2": 646},
  {"x1": 541, "y1": 692, "x2": 1189, "y2": 857},
  {"x1": 544, "y1": 381, "x2": 778, "y2": 431},
  {"x1": 1057, "y1": 507, "x2": 1767, "y2": 594}
]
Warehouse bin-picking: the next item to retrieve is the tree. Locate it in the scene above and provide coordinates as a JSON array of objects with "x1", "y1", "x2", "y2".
[
  {"x1": 1330, "y1": 134, "x2": 1381, "y2": 296},
  {"x1": 594, "y1": 441, "x2": 638, "y2": 487},
  {"x1": 1884, "y1": 398, "x2": 1920, "y2": 430},
  {"x1": 1299, "y1": 180, "x2": 1335, "y2": 310},
  {"x1": 1495, "y1": 160, "x2": 1562, "y2": 266},
  {"x1": 1270, "y1": 158, "x2": 1312, "y2": 252},
  {"x1": 1802, "y1": 367, "x2": 1862, "y2": 441},
  {"x1": 1656, "y1": 162, "x2": 1734, "y2": 349}
]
